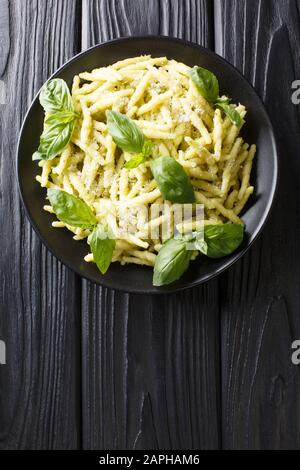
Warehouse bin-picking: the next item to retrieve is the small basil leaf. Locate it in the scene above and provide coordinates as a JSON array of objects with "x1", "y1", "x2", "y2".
[
  {"x1": 198, "y1": 223, "x2": 244, "y2": 258},
  {"x1": 188, "y1": 66, "x2": 219, "y2": 103},
  {"x1": 36, "y1": 120, "x2": 74, "y2": 160},
  {"x1": 47, "y1": 189, "x2": 97, "y2": 229},
  {"x1": 142, "y1": 140, "x2": 153, "y2": 158},
  {"x1": 153, "y1": 238, "x2": 192, "y2": 286},
  {"x1": 216, "y1": 102, "x2": 241, "y2": 127},
  {"x1": 88, "y1": 225, "x2": 116, "y2": 274},
  {"x1": 151, "y1": 156, "x2": 195, "y2": 203},
  {"x1": 40, "y1": 78, "x2": 74, "y2": 113},
  {"x1": 124, "y1": 140, "x2": 153, "y2": 169},
  {"x1": 124, "y1": 154, "x2": 145, "y2": 169},
  {"x1": 106, "y1": 110, "x2": 145, "y2": 153}
]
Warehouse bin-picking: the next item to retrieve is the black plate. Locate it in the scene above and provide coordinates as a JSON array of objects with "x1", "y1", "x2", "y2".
[{"x1": 17, "y1": 36, "x2": 278, "y2": 294}]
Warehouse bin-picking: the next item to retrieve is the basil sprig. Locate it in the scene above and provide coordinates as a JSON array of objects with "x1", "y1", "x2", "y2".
[
  {"x1": 33, "y1": 79, "x2": 78, "y2": 161},
  {"x1": 151, "y1": 156, "x2": 196, "y2": 203},
  {"x1": 47, "y1": 189, "x2": 115, "y2": 273},
  {"x1": 88, "y1": 225, "x2": 116, "y2": 274},
  {"x1": 153, "y1": 223, "x2": 244, "y2": 286},
  {"x1": 188, "y1": 66, "x2": 241, "y2": 127},
  {"x1": 106, "y1": 110, "x2": 152, "y2": 169},
  {"x1": 215, "y1": 96, "x2": 241, "y2": 127}
]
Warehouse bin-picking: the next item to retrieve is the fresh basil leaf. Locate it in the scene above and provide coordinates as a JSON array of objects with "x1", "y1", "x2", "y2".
[
  {"x1": 47, "y1": 189, "x2": 97, "y2": 229},
  {"x1": 195, "y1": 223, "x2": 244, "y2": 258},
  {"x1": 151, "y1": 156, "x2": 195, "y2": 203},
  {"x1": 35, "y1": 120, "x2": 74, "y2": 161},
  {"x1": 188, "y1": 66, "x2": 219, "y2": 103},
  {"x1": 106, "y1": 110, "x2": 145, "y2": 153},
  {"x1": 153, "y1": 238, "x2": 192, "y2": 286},
  {"x1": 216, "y1": 102, "x2": 241, "y2": 127},
  {"x1": 88, "y1": 224, "x2": 116, "y2": 274},
  {"x1": 45, "y1": 111, "x2": 77, "y2": 126},
  {"x1": 124, "y1": 154, "x2": 145, "y2": 169},
  {"x1": 40, "y1": 78, "x2": 74, "y2": 114}
]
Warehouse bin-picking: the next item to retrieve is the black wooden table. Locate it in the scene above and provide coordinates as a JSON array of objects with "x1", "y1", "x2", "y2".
[{"x1": 1, "y1": 0, "x2": 300, "y2": 450}]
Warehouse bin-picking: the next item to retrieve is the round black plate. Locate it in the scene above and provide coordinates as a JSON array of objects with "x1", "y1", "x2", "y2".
[{"x1": 17, "y1": 36, "x2": 278, "y2": 294}]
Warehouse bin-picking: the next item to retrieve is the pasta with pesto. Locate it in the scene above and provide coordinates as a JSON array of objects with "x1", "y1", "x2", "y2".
[{"x1": 35, "y1": 55, "x2": 256, "y2": 281}]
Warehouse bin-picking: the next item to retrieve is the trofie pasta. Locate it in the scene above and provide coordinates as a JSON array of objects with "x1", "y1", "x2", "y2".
[{"x1": 34, "y1": 55, "x2": 256, "y2": 286}]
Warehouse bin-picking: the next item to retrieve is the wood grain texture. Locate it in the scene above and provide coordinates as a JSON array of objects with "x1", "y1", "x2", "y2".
[
  {"x1": 81, "y1": 0, "x2": 221, "y2": 450},
  {"x1": 214, "y1": 0, "x2": 300, "y2": 450},
  {"x1": 0, "y1": 0, "x2": 81, "y2": 449},
  {"x1": 0, "y1": 0, "x2": 10, "y2": 76},
  {"x1": 82, "y1": 0, "x2": 213, "y2": 48}
]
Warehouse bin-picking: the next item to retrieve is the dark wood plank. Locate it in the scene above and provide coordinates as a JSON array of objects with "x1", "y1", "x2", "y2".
[
  {"x1": 214, "y1": 0, "x2": 300, "y2": 450},
  {"x1": 81, "y1": 0, "x2": 220, "y2": 450},
  {"x1": 0, "y1": 0, "x2": 81, "y2": 449}
]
